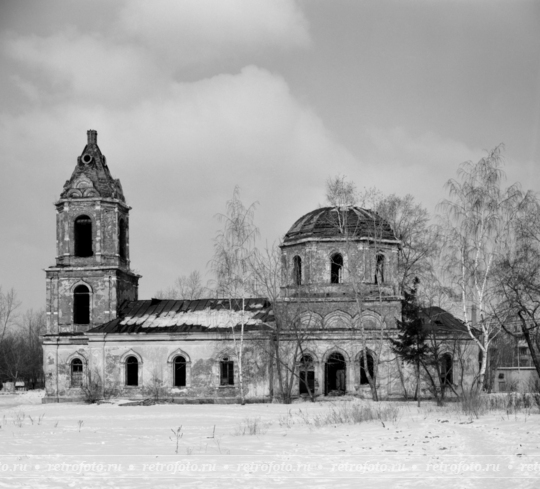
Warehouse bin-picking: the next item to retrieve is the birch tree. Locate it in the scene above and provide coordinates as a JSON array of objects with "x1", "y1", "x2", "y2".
[
  {"x1": 438, "y1": 145, "x2": 527, "y2": 391},
  {"x1": 324, "y1": 180, "x2": 386, "y2": 401},
  {"x1": 211, "y1": 187, "x2": 259, "y2": 405}
]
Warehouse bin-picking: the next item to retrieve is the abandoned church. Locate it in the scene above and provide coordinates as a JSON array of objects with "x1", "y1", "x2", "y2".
[{"x1": 42, "y1": 130, "x2": 477, "y2": 403}]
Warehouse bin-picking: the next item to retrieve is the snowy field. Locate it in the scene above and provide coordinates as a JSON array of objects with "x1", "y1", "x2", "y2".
[{"x1": 1, "y1": 392, "x2": 540, "y2": 488}]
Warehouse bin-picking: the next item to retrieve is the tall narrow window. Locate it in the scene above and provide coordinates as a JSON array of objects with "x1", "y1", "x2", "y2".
[
  {"x1": 375, "y1": 253, "x2": 385, "y2": 284},
  {"x1": 73, "y1": 285, "x2": 90, "y2": 324},
  {"x1": 71, "y1": 358, "x2": 83, "y2": 388},
  {"x1": 359, "y1": 353, "x2": 375, "y2": 385},
  {"x1": 293, "y1": 256, "x2": 302, "y2": 285},
  {"x1": 299, "y1": 354, "x2": 315, "y2": 395},
  {"x1": 119, "y1": 219, "x2": 127, "y2": 260},
  {"x1": 174, "y1": 356, "x2": 186, "y2": 387},
  {"x1": 220, "y1": 357, "x2": 234, "y2": 386},
  {"x1": 74, "y1": 215, "x2": 93, "y2": 257},
  {"x1": 330, "y1": 253, "x2": 343, "y2": 284},
  {"x1": 126, "y1": 356, "x2": 139, "y2": 386},
  {"x1": 440, "y1": 353, "x2": 453, "y2": 386}
]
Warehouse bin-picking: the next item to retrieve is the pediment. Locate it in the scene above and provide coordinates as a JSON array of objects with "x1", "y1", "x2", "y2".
[{"x1": 66, "y1": 175, "x2": 99, "y2": 198}]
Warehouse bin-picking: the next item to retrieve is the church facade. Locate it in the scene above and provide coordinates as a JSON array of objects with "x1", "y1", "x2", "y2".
[{"x1": 42, "y1": 131, "x2": 475, "y2": 403}]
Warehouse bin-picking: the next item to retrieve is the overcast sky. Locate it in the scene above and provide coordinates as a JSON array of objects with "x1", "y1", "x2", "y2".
[{"x1": 1, "y1": 0, "x2": 539, "y2": 312}]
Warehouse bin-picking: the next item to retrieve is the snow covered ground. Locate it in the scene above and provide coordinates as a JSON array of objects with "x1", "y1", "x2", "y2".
[{"x1": 1, "y1": 392, "x2": 540, "y2": 488}]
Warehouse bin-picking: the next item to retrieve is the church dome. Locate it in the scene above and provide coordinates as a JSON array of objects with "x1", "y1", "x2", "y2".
[{"x1": 283, "y1": 206, "x2": 397, "y2": 244}]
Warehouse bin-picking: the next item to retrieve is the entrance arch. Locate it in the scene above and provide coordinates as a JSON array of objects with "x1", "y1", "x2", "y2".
[{"x1": 325, "y1": 352, "x2": 346, "y2": 395}]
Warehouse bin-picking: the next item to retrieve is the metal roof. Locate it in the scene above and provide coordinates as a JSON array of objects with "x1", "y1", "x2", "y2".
[
  {"x1": 88, "y1": 298, "x2": 274, "y2": 334},
  {"x1": 283, "y1": 206, "x2": 397, "y2": 244},
  {"x1": 420, "y1": 307, "x2": 470, "y2": 335}
]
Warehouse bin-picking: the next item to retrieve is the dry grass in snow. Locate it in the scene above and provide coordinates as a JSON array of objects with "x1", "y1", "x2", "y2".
[{"x1": 1, "y1": 391, "x2": 540, "y2": 488}]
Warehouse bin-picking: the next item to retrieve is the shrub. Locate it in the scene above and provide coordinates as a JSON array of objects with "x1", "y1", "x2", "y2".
[
  {"x1": 142, "y1": 375, "x2": 168, "y2": 402},
  {"x1": 81, "y1": 369, "x2": 120, "y2": 403},
  {"x1": 310, "y1": 402, "x2": 400, "y2": 427},
  {"x1": 460, "y1": 392, "x2": 538, "y2": 418},
  {"x1": 234, "y1": 417, "x2": 267, "y2": 436}
]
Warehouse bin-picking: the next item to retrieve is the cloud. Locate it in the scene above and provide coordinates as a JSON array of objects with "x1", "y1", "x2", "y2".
[
  {"x1": 4, "y1": 30, "x2": 163, "y2": 105},
  {"x1": 357, "y1": 126, "x2": 481, "y2": 213},
  {"x1": 4, "y1": 0, "x2": 310, "y2": 107},
  {"x1": 0, "y1": 63, "x2": 354, "y2": 307},
  {"x1": 117, "y1": 0, "x2": 310, "y2": 66}
]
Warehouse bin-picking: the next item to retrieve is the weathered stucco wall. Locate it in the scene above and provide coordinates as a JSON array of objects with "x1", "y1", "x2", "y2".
[
  {"x1": 45, "y1": 269, "x2": 139, "y2": 334},
  {"x1": 42, "y1": 334, "x2": 272, "y2": 403},
  {"x1": 55, "y1": 200, "x2": 130, "y2": 268},
  {"x1": 42, "y1": 330, "x2": 479, "y2": 403},
  {"x1": 281, "y1": 240, "x2": 399, "y2": 288}
]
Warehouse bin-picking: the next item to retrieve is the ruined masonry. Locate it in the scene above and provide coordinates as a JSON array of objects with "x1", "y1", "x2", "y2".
[{"x1": 42, "y1": 130, "x2": 473, "y2": 403}]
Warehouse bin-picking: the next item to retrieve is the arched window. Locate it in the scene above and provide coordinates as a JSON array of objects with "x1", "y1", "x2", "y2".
[
  {"x1": 71, "y1": 358, "x2": 83, "y2": 388},
  {"x1": 174, "y1": 356, "x2": 186, "y2": 387},
  {"x1": 73, "y1": 285, "x2": 90, "y2": 324},
  {"x1": 440, "y1": 353, "x2": 453, "y2": 386},
  {"x1": 125, "y1": 356, "x2": 139, "y2": 386},
  {"x1": 119, "y1": 219, "x2": 127, "y2": 260},
  {"x1": 74, "y1": 215, "x2": 93, "y2": 257},
  {"x1": 330, "y1": 253, "x2": 343, "y2": 284},
  {"x1": 293, "y1": 256, "x2": 302, "y2": 285},
  {"x1": 325, "y1": 352, "x2": 346, "y2": 394},
  {"x1": 299, "y1": 354, "x2": 314, "y2": 395},
  {"x1": 359, "y1": 352, "x2": 375, "y2": 385},
  {"x1": 375, "y1": 253, "x2": 385, "y2": 284},
  {"x1": 220, "y1": 357, "x2": 234, "y2": 386}
]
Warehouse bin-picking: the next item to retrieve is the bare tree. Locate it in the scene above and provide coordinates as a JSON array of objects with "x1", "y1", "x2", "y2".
[
  {"x1": 211, "y1": 186, "x2": 259, "y2": 405},
  {"x1": 22, "y1": 309, "x2": 46, "y2": 388},
  {"x1": 324, "y1": 182, "x2": 389, "y2": 401},
  {"x1": 0, "y1": 308, "x2": 45, "y2": 387},
  {"x1": 154, "y1": 270, "x2": 209, "y2": 300},
  {"x1": 324, "y1": 178, "x2": 446, "y2": 401},
  {"x1": 491, "y1": 193, "x2": 540, "y2": 381},
  {"x1": 438, "y1": 145, "x2": 528, "y2": 391},
  {"x1": 376, "y1": 194, "x2": 439, "y2": 292},
  {"x1": 0, "y1": 287, "x2": 21, "y2": 347},
  {"x1": 326, "y1": 175, "x2": 358, "y2": 207},
  {"x1": 249, "y1": 241, "x2": 326, "y2": 402}
]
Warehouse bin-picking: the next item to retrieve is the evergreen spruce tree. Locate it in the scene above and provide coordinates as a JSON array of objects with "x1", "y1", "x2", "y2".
[{"x1": 391, "y1": 280, "x2": 426, "y2": 406}]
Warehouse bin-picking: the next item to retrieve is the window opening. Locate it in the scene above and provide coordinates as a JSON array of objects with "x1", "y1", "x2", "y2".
[
  {"x1": 126, "y1": 356, "x2": 139, "y2": 386},
  {"x1": 174, "y1": 356, "x2": 186, "y2": 387},
  {"x1": 375, "y1": 253, "x2": 385, "y2": 284},
  {"x1": 74, "y1": 215, "x2": 93, "y2": 257},
  {"x1": 330, "y1": 253, "x2": 343, "y2": 284},
  {"x1": 71, "y1": 358, "x2": 83, "y2": 388},
  {"x1": 293, "y1": 256, "x2": 302, "y2": 285},
  {"x1": 299, "y1": 354, "x2": 315, "y2": 395},
  {"x1": 325, "y1": 352, "x2": 346, "y2": 395},
  {"x1": 119, "y1": 219, "x2": 127, "y2": 260},
  {"x1": 440, "y1": 353, "x2": 453, "y2": 386},
  {"x1": 220, "y1": 357, "x2": 234, "y2": 386},
  {"x1": 73, "y1": 285, "x2": 90, "y2": 324},
  {"x1": 359, "y1": 352, "x2": 375, "y2": 385}
]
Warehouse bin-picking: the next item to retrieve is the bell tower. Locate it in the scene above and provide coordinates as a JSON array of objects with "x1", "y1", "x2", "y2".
[{"x1": 45, "y1": 130, "x2": 139, "y2": 333}]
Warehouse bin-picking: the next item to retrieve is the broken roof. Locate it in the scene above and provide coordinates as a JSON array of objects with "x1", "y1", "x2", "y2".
[
  {"x1": 420, "y1": 306, "x2": 470, "y2": 335},
  {"x1": 88, "y1": 298, "x2": 274, "y2": 334},
  {"x1": 283, "y1": 206, "x2": 397, "y2": 245}
]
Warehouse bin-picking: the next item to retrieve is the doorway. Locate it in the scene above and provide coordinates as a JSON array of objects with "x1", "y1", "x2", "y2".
[{"x1": 325, "y1": 352, "x2": 346, "y2": 395}]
